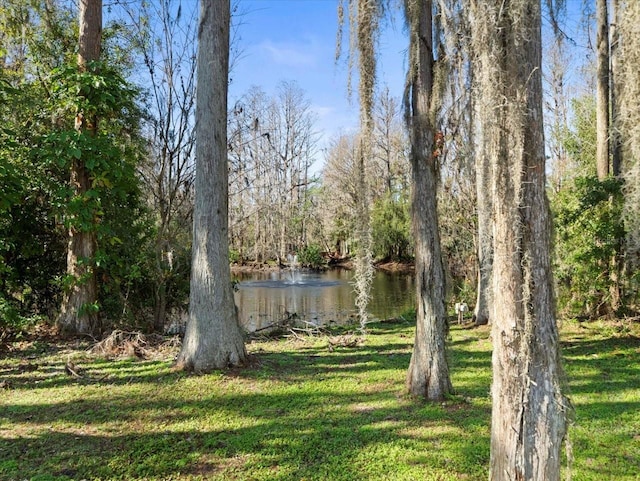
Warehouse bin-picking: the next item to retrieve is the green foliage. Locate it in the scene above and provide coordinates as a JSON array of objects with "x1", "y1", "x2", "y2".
[
  {"x1": 297, "y1": 244, "x2": 325, "y2": 269},
  {"x1": 370, "y1": 191, "x2": 411, "y2": 260},
  {"x1": 0, "y1": 54, "x2": 153, "y2": 328},
  {"x1": 0, "y1": 1, "x2": 76, "y2": 82},
  {"x1": 0, "y1": 70, "x2": 67, "y2": 325},
  {"x1": 0, "y1": 5, "x2": 175, "y2": 331},
  {"x1": 0, "y1": 296, "x2": 20, "y2": 330},
  {"x1": 551, "y1": 176, "x2": 625, "y2": 318},
  {"x1": 50, "y1": 62, "x2": 139, "y2": 125},
  {"x1": 229, "y1": 249, "x2": 241, "y2": 264},
  {"x1": 563, "y1": 96, "x2": 597, "y2": 175},
  {"x1": 46, "y1": 61, "x2": 148, "y2": 324}
]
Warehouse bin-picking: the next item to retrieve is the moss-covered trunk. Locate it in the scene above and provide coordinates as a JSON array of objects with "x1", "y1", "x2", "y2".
[
  {"x1": 471, "y1": 0, "x2": 570, "y2": 478},
  {"x1": 405, "y1": 0, "x2": 452, "y2": 401}
]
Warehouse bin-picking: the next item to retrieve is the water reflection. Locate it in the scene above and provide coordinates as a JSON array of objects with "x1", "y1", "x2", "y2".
[{"x1": 233, "y1": 268, "x2": 415, "y2": 332}]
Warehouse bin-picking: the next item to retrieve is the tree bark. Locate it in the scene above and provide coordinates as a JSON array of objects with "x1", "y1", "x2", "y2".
[
  {"x1": 472, "y1": 98, "x2": 492, "y2": 327},
  {"x1": 469, "y1": 56, "x2": 492, "y2": 326},
  {"x1": 610, "y1": 0, "x2": 622, "y2": 177},
  {"x1": 608, "y1": 0, "x2": 624, "y2": 315},
  {"x1": 57, "y1": 0, "x2": 102, "y2": 336},
  {"x1": 405, "y1": 0, "x2": 452, "y2": 401},
  {"x1": 596, "y1": 0, "x2": 610, "y2": 180},
  {"x1": 471, "y1": 1, "x2": 570, "y2": 479},
  {"x1": 619, "y1": 0, "x2": 640, "y2": 255},
  {"x1": 175, "y1": 0, "x2": 246, "y2": 372}
]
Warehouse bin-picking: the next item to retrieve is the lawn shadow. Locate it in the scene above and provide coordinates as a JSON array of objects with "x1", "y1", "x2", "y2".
[
  {"x1": 3, "y1": 322, "x2": 638, "y2": 480},
  {"x1": 561, "y1": 332, "x2": 640, "y2": 399},
  {"x1": 1, "y1": 323, "x2": 493, "y2": 480},
  {"x1": 2, "y1": 377, "x2": 491, "y2": 480},
  {"x1": 0, "y1": 356, "x2": 180, "y2": 390},
  {"x1": 559, "y1": 327, "x2": 640, "y2": 479}
]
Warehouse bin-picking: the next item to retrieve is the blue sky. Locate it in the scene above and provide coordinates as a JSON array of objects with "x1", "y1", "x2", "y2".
[
  {"x1": 227, "y1": 0, "x2": 591, "y2": 169},
  {"x1": 228, "y1": 0, "x2": 409, "y2": 162}
]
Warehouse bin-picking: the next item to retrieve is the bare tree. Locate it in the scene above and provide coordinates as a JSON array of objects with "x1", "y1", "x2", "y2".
[
  {"x1": 337, "y1": 0, "x2": 452, "y2": 394},
  {"x1": 404, "y1": 0, "x2": 452, "y2": 400},
  {"x1": 372, "y1": 86, "x2": 409, "y2": 198},
  {"x1": 121, "y1": 0, "x2": 198, "y2": 332},
  {"x1": 57, "y1": 0, "x2": 102, "y2": 335},
  {"x1": 544, "y1": 29, "x2": 573, "y2": 192},
  {"x1": 404, "y1": 0, "x2": 480, "y2": 321},
  {"x1": 268, "y1": 82, "x2": 317, "y2": 261},
  {"x1": 228, "y1": 87, "x2": 271, "y2": 262},
  {"x1": 175, "y1": 0, "x2": 246, "y2": 372},
  {"x1": 227, "y1": 83, "x2": 317, "y2": 263},
  {"x1": 320, "y1": 133, "x2": 361, "y2": 257},
  {"x1": 470, "y1": 0, "x2": 570, "y2": 478},
  {"x1": 472, "y1": 137, "x2": 492, "y2": 326}
]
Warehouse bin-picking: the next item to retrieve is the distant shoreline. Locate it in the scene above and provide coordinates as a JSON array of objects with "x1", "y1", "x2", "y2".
[{"x1": 230, "y1": 259, "x2": 415, "y2": 274}]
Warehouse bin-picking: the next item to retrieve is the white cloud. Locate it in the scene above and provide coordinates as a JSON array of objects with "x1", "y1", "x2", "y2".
[{"x1": 258, "y1": 39, "x2": 318, "y2": 68}]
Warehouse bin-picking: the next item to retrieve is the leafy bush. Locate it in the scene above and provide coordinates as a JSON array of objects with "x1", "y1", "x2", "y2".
[
  {"x1": 551, "y1": 176, "x2": 625, "y2": 318},
  {"x1": 229, "y1": 249, "x2": 241, "y2": 264},
  {"x1": 371, "y1": 192, "x2": 412, "y2": 260},
  {"x1": 297, "y1": 244, "x2": 325, "y2": 269},
  {"x1": 0, "y1": 72, "x2": 68, "y2": 326}
]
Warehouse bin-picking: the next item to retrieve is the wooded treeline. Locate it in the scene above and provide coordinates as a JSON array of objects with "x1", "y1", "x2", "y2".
[{"x1": 2, "y1": 0, "x2": 637, "y2": 332}]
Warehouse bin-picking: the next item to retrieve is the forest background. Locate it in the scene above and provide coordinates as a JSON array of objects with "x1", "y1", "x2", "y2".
[{"x1": 1, "y1": 0, "x2": 639, "y2": 335}]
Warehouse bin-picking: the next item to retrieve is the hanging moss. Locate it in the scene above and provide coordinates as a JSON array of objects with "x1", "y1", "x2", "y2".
[{"x1": 620, "y1": 2, "x2": 640, "y2": 256}]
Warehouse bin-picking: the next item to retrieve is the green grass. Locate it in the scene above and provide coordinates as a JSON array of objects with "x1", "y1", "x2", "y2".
[{"x1": 0, "y1": 319, "x2": 638, "y2": 480}]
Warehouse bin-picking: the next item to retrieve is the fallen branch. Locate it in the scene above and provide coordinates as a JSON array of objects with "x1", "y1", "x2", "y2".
[{"x1": 64, "y1": 361, "x2": 83, "y2": 378}]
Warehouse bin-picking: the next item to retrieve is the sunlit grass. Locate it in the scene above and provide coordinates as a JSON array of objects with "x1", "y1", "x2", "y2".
[{"x1": 1, "y1": 319, "x2": 638, "y2": 480}]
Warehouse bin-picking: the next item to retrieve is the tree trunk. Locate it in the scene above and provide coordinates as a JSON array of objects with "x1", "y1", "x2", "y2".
[
  {"x1": 596, "y1": 0, "x2": 610, "y2": 180},
  {"x1": 619, "y1": 0, "x2": 640, "y2": 256},
  {"x1": 57, "y1": 0, "x2": 101, "y2": 336},
  {"x1": 175, "y1": 0, "x2": 246, "y2": 372},
  {"x1": 473, "y1": 99, "x2": 492, "y2": 327},
  {"x1": 153, "y1": 218, "x2": 169, "y2": 333},
  {"x1": 610, "y1": 0, "x2": 622, "y2": 177},
  {"x1": 471, "y1": 1, "x2": 570, "y2": 479},
  {"x1": 467, "y1": 57, "x2": 492, "y2": 326},
  {"x1": 405, "y1": 0, "x2": 452, "y2": 401}
]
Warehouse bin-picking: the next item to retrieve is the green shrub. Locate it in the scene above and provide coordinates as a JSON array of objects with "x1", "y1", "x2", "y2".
[
  {"x1": 297, "y1": 244, "x2": 325, "y2": 269},
  {"x1": 371, "y1": 191, "x2": 412, "y2": 260},
  {"x1": 229, "y1": 249, "x2": 241, "y2": 264},
  {"x1": 551, "y1": 176, "x2": 625, "y2": 318}
]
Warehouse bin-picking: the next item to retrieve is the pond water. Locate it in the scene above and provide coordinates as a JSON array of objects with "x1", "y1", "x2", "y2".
[{"x1": 233, "y1": 268, "x2": 416, "y2": 332}]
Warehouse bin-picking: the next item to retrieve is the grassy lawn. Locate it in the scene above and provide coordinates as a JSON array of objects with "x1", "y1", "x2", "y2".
[{"x1": 1, "y1": 319, "x2": 638, "y2": 480}]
